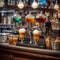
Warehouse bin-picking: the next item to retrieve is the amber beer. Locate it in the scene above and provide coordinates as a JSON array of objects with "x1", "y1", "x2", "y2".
[
  {"x1": 8, "y1": 35, "x2": 13, "y2": 44},
  {"x1": 8, "y1": 35, "x2": 18, "y2": 45},
  {"x1": 26, "y1": 17, "x2": 34, "y2": 23},
  {"x1": 19, "y1": 28, "x2": 26, "y2": 39},
  {"x1": 12, "y1": 35, "x2": 18, "y2": 45},
  {"x1": 33, "y1": 30, "x2": 40, "y2": 42}
]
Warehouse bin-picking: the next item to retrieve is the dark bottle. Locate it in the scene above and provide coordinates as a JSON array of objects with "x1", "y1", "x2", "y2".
[{"x1": 45, "y1": 16, "x2": 52, "y2": 36}]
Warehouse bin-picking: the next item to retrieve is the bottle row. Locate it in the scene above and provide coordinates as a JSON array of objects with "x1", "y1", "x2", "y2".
[{"x1": 0, "y1": 0, "x2": 60, "y2": 10}]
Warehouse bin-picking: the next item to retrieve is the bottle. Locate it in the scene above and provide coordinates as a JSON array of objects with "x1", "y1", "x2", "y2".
[
  {"x1": 8, "y1": 0, "x2": 10, "y2": 5},
  {"x1": 7, "y1": 15, "x2": 12, "y2": 24},
  {"x1": 1, "y1": 13, "x2": 7, "y2": 24},
  {"x1": 13, "y1": 0, "x2": 15, "y2": 6},
  {"x1": 45, "y1": 36, "x2": 51, "y2": 48}
]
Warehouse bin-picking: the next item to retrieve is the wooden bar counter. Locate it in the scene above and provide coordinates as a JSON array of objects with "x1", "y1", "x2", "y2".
[{"x1": 0, "y1": 43, "x2": 60, "y2": 60}]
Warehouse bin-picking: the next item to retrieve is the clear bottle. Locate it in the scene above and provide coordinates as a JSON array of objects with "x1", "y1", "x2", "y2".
[
  {"x1": 10, "y1": 0, "x2": 13, "y2": 5},
  {"x1": 8, "y1": 0, "x2": 10, "y2": 5},
  {"x1": 1, "y1": 13, "x2": 7, "y2": 24},
  {"x1": 7, "y1": 15, "x2": 12, "y2": 24}
]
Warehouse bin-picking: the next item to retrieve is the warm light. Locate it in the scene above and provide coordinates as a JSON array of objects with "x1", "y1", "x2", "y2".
[
  {"x1": 0, "y1": 1, "x2": 4, "y2": 7},
  {"x1": 31, "y1": 0, "x2": 38, "y2": 9},
  {"x1": 54, "y1": 0, "x2": 59, "y2": 10},
  {"x1": 17, "y1": 0, "x2": 24, "y2": 9},
  {"x1": 54, "y1": 4, "x2": 59, "y2": 10}
]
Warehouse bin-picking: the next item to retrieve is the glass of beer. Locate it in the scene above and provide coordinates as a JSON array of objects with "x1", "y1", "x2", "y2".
[
  {"x1": 8, "y1": 34, "x2": 18, "y2": 45},
  {"x1": 8, "y1": 34, "x2": 13, "y2": 45},
  {"x1": 36, "y1": 12, "x2": 46, "y2": 23},
  {"x1": 19, "y1": 28, "x2": 26, "y2": 43},
  {"x1": 33, "y1": 29, "x2": 41, "y2": 45},
  {"x1": 25, "y1": 12, "x2": 35, "y2": 23},
  {"x1": 12, "y1": 35, "x2": 18, "y2": 45}
]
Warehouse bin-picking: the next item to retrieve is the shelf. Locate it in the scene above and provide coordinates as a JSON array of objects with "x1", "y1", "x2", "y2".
[
  {"x1": 0, "y1": 23, "x2": 14, "y2": 25},
  {"x1": 6, "y1": 5, "x2": 56, "y2": 11},
  {"x1": 0, "y1": 10, "x2": 14, "y2": 13}
]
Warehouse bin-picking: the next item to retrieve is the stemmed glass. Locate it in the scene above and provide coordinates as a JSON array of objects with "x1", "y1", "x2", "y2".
[
  {"x1": 36, "y1": 11, "x2": 46, "y2": 32},
  {"x1": 25, "y1": 11, "x2": 35, "y2": 44},
  {"x1": 12, "y1": 11, "x2": 22, "y2": 33},
  {"x1": 19, "y1": 28, "x2": 26, "y2": 44},
  {"x1": 33, "y1": 29, "x2": 41, "y2": 45}
]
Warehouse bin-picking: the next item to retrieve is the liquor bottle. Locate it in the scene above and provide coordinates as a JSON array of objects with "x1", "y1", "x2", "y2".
[
  {"x1": 8, "y1": 0, "x2": 10, "y2": 5},
  {"x1": 13, "y1": 0, "x2": 15, "y2": 6},
  {"x1": 55, "y1": 37, "x2": 60, "y2": 42},
  {"x1": 45, "y1": 16, "x2": 52, "y2": 36},
  {"x1": 45, "y1": 36, "x2": 51, "y2": 48}
]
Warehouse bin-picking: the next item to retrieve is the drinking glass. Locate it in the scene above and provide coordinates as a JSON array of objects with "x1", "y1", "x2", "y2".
[
  {"x1": 19, "y1": 28, "x2": 26, "y2": 43},
  {"x1": 12, "y1": 11, "x2": 22, "y2": 33},
  {"x1": 36, "y1": 11, "x2": 46, "y2": 32},
  {"x1": 13, "y1": 11, "x2": 22, "y2": 23},
  {"x1": 33, "y1": 29, "x2": 41, "y2": 45},
  {"x1": 8, "y1": 34, "x2": 13, "y2": 45},
  {"x1": 25, "y1": 11, "x2": 35, "y2": 44}
]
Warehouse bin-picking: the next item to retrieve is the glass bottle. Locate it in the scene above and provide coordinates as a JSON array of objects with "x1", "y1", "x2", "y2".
[
  {"x1": 0, "y1": 0, "x2": 5, "y2": 7},
  {"x1": 45, "y1": 36, "x2": 51, "y2": 48},
  {"x1": 55, "y1": 37, "x2": 60, "y2": 42},
  {"x1": 8, "y1": 0, "x2": 10, "y2": 5},
  {"x1": 25, "y1": 11, "x2": 35, "y2": 44},
  {"x1": 1, "y1": 13, "x2": 7, "y2": 24}
]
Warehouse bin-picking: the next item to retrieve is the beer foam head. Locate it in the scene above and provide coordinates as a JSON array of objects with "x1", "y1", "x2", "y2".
[
  {"x1": 33, "y1": 30, "x2": 40, "y2": 34},
  {"x1": 19, "y1": 28, "x2": 26, "y2": 33}
]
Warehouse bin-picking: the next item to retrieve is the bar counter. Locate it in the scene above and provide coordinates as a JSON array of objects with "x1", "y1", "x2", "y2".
[{"x1": 0, "y1": 43, "x2": 60, "y2": 60}]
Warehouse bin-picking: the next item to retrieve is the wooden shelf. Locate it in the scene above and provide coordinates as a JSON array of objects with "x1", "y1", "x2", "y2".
[{"x1": 6, "y1": 5, "x2": 56, "y2": 12}]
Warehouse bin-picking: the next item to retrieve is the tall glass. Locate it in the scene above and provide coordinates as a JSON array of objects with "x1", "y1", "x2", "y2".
[
  {"x1": 25, "y1": 12, "x2": 35, "y2": 44},
  {"x1": 36, "y1": 11, "x2": 46, "y2": 31},
  {"x1": 12, "y1": 11, "x2": 22, "y2": 33},
  {"x1": 33, "y1": 29, "x2": 41, "y2": 45},
  {"x1": 8, "y1": 34, "x2": 18, "y2": 45},
  {"x1": 19, "y1": 28, "x2": 26, "y2": 43},
  {"x1": 13, "y1": 11, "x2": 22, "y2": 23}
]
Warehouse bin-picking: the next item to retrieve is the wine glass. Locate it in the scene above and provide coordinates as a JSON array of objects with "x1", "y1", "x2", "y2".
[
  {"x1": 36, "y1": 11, "x2": 46, "y2": 32},
  {"x1": 12, "y1": 35, "x2": 18, "y2": 45},
  {"x1": 12, "y1": 11, "x2": 22, "y2": 33}
]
